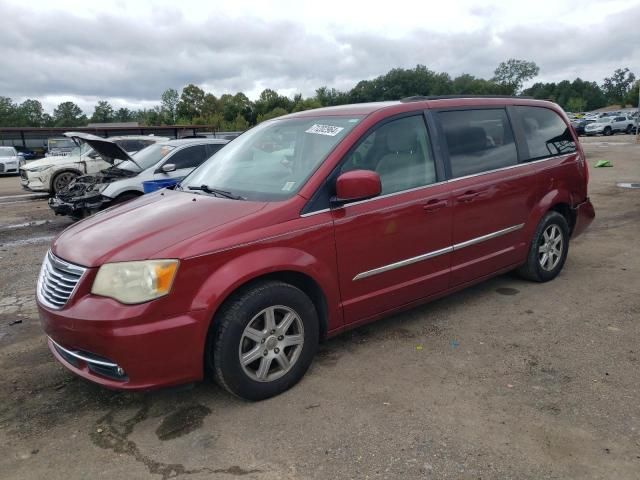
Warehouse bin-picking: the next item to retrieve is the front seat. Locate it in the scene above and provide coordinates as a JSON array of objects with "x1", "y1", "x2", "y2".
[{"x1": 375, "y1": 122, "x2": 426, "y2": 194}]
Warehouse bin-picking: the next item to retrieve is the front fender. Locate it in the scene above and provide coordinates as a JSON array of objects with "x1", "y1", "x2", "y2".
[{"x1": 190, "y1": 246, "x2": 342, "y2": 331}]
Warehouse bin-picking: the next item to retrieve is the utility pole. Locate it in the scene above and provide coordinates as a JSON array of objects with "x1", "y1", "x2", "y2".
[{"x1": 636, "y1": 82, "x2": 640, "y2": 144}]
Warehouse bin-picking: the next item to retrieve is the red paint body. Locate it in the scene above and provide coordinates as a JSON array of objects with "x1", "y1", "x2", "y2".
[{"x1": 38, "y1": 98, "x2": 594, "y2": 390}]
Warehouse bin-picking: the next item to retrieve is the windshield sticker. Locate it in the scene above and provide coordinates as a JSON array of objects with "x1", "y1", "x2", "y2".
[
  {"x1": 282, "y1": 181, "x2": 296, "y2": 191},
  {"x1": 305, "y1": 124, "x2": 345, "y2": 137}
]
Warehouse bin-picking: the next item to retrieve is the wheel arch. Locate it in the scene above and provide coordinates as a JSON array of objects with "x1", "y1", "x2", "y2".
[
  {"x1": 50, "y1": 168, "x2": 83, "y2": 191},
  {"x1": 193, "y1": 247, "x2": 340, "y2": 343},
  {"x1": 525, "y1": 190, "x2": 576, "y2": 239}
]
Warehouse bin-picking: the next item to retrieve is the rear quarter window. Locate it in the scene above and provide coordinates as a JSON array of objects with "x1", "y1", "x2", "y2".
[
  {"x1": 438, "y1": 109, "x2": 517, "y2": 178},
  {"x1": 514, "y1": 106, "x2": 576, "y2": 161}
]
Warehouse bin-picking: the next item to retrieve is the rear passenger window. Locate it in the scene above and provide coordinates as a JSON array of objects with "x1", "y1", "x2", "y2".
[
  {"x1": 341, "y1": 115, "x2": 437, "y2": 195},
  {"x1": 515, "y1": 106, "x2": 576, "y2": 161},
  {"x1": 439, "y1": 109, "x2": 517, "y2": 178}
]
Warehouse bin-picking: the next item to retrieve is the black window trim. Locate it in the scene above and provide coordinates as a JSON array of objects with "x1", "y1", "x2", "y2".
[
  {"x1": 510, "y1": 105, "x2": 578, "y2": 163},
  {"x1": 300, "y1": 110, "x2": 445, "y2": 215}
]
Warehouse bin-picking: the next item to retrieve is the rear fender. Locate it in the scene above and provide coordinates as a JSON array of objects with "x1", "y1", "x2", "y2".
[{"x1": 523, "y1": 189, "x2": 572, "y2": 240}]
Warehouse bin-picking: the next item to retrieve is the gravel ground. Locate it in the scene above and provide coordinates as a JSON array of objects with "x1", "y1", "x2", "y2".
[{"x1": 0, "y1": 135, "x2": 639, "y2": 480}]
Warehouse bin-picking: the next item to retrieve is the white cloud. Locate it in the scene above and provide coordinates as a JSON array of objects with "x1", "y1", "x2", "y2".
[{"x1": 1, "y1": 0, "x2": 639, "y2": 114}]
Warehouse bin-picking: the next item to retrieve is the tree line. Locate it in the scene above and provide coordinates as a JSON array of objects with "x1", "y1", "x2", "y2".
[{"x1": 0, "y1": 60, "x2": 637, "y2": 129}]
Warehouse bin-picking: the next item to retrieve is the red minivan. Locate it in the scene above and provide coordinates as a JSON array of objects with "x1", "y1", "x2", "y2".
[{"x1": 38, "y1": 97, "x2": 594, "y2": 400}]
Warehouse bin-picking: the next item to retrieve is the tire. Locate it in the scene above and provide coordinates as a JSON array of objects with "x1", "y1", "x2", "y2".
[
  {"x1": 626, "y1": 125, "x2": 633, "y2": 134},
  {"x1": 208, "y1": 281, "x2": 319, "y2": 401},
  {"x1": 516, "y1": 211, "x2": 570, "y2": 282},
  {"x1": 603, "y1": 127, "x2": 612, "y2": 136},
  {"x1": 51, "y1": 171, "x2": 78, "y2": 194}
]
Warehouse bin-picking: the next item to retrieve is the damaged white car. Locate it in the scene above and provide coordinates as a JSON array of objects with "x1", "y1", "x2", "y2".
[
  {"x1": 20, "y1": 135, "x2": 168, "y2": 193},
  {"x1": 49, "y1": 133, "x2": 229, "y2": 219}
]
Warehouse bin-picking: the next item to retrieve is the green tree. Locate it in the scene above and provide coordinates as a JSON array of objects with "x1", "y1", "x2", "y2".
[
  {"x1": 623, "y1": 80, "x2": 640, "y2": 107},
  {"x1": 603, "y1": 68, "x2": 636, "y2": 105},
  {"x1": 16, "y1": 99, "x2": 44, "y2": 126},
  {"x1": 256, "y1": 107, "x2": 289, "y2": 123},
  {"x1": 90, "y1": 100, "x2": 115, "y2": 123},
  {"x1": 176, "y1": 84, "x2": 206, "y2": 121},
  {"x1": 565, "y1": 97, "x2": 586, "y2": 112},
  {"x1": 53, "y1": 101, "x2": 87, "y2": 127},
  {"x1": 492, "y1": 59, "x2": 540, "y2": 95},
  {"x1": 161, "y1": 88, "x2": 180, "y2": 124},
  {"x1": 114, "y1": 107, "x2": 134, "y2": 122},
  {"x1": 0, "y1": 97, "x2": 18, "y2": 127}
]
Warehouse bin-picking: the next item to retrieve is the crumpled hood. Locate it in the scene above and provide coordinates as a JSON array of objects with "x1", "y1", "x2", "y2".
[{"x1": 52, "y1": 189, "x2": 267, "y2": 267}]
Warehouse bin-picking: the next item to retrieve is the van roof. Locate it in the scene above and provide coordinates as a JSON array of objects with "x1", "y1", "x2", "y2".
[{"x1": 283, "y1": 97, "x2": 560, "y2": 119}]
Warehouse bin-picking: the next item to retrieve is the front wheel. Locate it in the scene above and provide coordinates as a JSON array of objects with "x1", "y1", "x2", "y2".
[
  {"x1": 517, "y1": 211, "x2": 570, "y2": 282},
  {"x1": 209, "y1": 281, "x2": 319, "y2": 400},
  {"x1": 52, "y1": 171, "x2": 78, "y2": 194},
  {"x1": 603, "y1": 127, "x2": 612, "y2": 136}
]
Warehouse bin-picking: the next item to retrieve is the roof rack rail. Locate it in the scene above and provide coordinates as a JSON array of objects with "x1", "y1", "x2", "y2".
[{"x1": 400, "y1": 95, "x2": 533, "y2": 102}]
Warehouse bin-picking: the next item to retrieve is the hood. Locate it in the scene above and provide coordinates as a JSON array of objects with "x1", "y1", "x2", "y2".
[
  {"x1": 52, "y1": 189, "x2": 267, "y2": 267},
  {"x1": 21, "y1": 155, "x2": 81, "y2": 170},
  {"x1": 64, "y1": 132, "x2": 142, "y2": 169}
]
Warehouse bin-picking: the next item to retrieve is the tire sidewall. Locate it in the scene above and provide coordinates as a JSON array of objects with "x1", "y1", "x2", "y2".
[
  {"x1": 530, "y1": 212, "x2": 570, "y2": 282},
  {"x1": 52, "y1": 171, "x2": 78, "y2": 193},
  {"x1": 212, "y1": 283, "x2": 319, "y2": 401}
]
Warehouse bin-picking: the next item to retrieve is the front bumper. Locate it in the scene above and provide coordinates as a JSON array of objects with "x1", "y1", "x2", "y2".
[
  {"x1": 49, "y1": 193, "x2": 110, "y2": 217},
  {"x1": 571, "y1": 198, "x2": 595, "y2": 238},
  {"x1": 0, "y1": 161, "x2": 19, "y2": 174},
  {"x1": 20, "y1": 170, "x2": 49, "y2": 191},
  {"x1": 39, "y1": 295, "x2": 210, "y2": 390}
]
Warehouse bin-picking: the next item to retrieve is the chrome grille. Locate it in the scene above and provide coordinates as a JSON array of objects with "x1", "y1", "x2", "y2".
[{"x1": 37, "y1": 251, "x2": 86, "y2": 309}]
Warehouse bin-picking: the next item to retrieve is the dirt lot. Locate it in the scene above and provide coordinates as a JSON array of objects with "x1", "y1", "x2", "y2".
[{"x1": 0, "y1": 135, "x2": 639, "y2": 480}]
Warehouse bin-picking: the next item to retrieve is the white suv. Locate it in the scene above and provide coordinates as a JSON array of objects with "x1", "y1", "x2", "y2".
[
  {"x1": 584, "y1": 115, "x2": 635, "y2": 136},
  {"x1": 20, "y1": 135, "x2": 169, "y2": 193}
]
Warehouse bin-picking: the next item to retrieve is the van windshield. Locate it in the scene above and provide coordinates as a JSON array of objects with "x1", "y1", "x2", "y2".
[{"x1": 181, "y1": 116, "x2": 362, "y2": 201}]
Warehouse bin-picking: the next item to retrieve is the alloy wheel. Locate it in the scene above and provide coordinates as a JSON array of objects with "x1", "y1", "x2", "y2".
[
  {"x1": 538, "y1": 224, "x2": 563, "y2": 271},
  {"x1": 238, "y1": 305, "x2": 305, "y2": 382}
]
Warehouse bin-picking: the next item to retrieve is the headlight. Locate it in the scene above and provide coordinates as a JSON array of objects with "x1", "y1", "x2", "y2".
[
  {"x1": 26, "y1": 164, "x2": 53, "y2": 172},
  {"x1": 91, "y1": 260, "x2": 179, "y2": 304}
]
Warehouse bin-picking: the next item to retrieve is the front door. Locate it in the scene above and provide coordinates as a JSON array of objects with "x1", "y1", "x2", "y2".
[
  {"x1": 332, "y1": 114, "x2": 453, "y2": 324},
  {"x1": 154, "y1": 144, "x2": 209, "y2": 181}
]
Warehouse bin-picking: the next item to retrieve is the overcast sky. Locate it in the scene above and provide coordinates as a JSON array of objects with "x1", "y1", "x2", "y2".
[{"x1": 1, "y1": 0, "x2": 639, "y2": 114}]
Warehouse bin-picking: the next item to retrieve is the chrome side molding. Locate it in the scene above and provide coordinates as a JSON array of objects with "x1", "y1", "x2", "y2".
[{"x1": 353, "y1": 223, "x2": 524, "y2": 281}]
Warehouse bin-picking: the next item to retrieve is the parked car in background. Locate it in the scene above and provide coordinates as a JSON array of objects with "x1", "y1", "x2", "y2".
[
  {"x1": 584, "y1": 115, "x2": 635, "y2": 136},
  {"x1": 14, "y1": 146, "x2": 37, "y2": 161},
  {"x1": 0, "y1": 146, "x2": 22, "y2": 175},
  {"x1": 20, "y1": 135, "x2": 169, "y2": 193},
  {"x1": 38, "y1": 97, "x2": 594, "y2": 400},
  {"x1": 45, "y1": 137, "x2": 76, "y2": 157},
  {"x1": 571, "y1": 118, "x2": 596, "y2": 136},
  {"x1": 49, "y1": 135, "x2": 228, "y2": 219}
]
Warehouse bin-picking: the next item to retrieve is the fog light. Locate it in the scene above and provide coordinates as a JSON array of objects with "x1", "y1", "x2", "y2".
[{"x1": 116, "y1": 367, "x2": 125, "y2": 376}]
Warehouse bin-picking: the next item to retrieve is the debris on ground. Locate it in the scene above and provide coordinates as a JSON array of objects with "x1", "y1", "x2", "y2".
[{"x1": 594, "y1": 160, "x2": 613, "y2": 167}]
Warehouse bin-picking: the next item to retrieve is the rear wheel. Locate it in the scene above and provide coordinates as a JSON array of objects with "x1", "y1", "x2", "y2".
[
  {"x1": 52, "y1": 171, "x2": 78, "y2": 194},
  {"x1": 517, "y1": 211, "x2": 569, "y2": 282},
  {"x1": 208, "y1": 281, "x2": 319, "y2": 400}
]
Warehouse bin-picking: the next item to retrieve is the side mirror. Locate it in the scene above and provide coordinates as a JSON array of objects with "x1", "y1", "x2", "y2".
[
  {"x1": 160, "y1": 163, "x2": 176, "y2": 173},
  {"x1": 334, "y1": 170, "x2": 381, "y2": 204}
]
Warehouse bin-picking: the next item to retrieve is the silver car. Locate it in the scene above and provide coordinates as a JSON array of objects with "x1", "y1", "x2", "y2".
[
  {"x1": 0, "y1": 146, "x2": 22, "y2": 175},
  {"x1": 49, "y1": 134, "x2": 229, "y2": 218}
]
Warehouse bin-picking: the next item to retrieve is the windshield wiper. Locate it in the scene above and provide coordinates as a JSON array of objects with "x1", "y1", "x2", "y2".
[{"x1": 187, "y1": 185, "x2": 245, "y2": 200}]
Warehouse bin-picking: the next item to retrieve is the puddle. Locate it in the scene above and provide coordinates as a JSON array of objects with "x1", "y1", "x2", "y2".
[
  {"x1": 155, "y1": 404, "x2": 212, "y2": 441},
  {"x1": 0, "y1": 220, "x2": 50, "y2": 230},
  {"x1": 616, "y1": 182, "x2": 640, "y2": 189}
]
